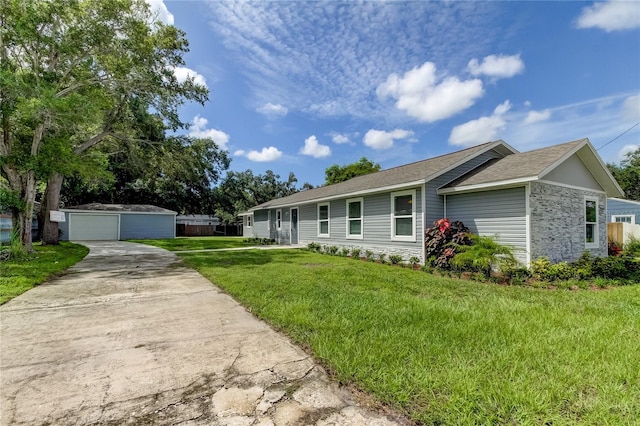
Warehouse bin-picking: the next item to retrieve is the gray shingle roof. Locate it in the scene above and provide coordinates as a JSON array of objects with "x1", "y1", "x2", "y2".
[
  {"x1": 249, "y1": 140, "x2": 506, "y2": 210},
  {"x1": 441, "y1": 138, "x2": 587, "y2": 189},
  {"x1": 64, "y1": 203, "x2": 176, "y2": 214}
]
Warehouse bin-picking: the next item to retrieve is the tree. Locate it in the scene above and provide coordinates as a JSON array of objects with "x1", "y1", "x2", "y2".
[
  {"x1": 1, "y1": 0, "x2": 207, "y2": 250},
  {"x1": 450, "y1": 234, "x2": 517, "y2": 280},
  {"x1": 607, "y1": 147, "x2": 640, "y2": 201},
  {"x1": 324, "y1": 157, "x2": 381, "y2": 185},
  {"x1": 214, "y1": 170, "x2": 300, "y2": 223}
]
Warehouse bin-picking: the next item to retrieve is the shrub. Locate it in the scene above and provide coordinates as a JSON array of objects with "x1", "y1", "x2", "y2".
[
  {"x1": 340, "y1": 247, "x2": 350, "y2": 257},
  {"x1": 377, "y1": 253, "x2": 387, "y2": 264},
  {"x1": 365, "y1": 250, "x2": 375, "y2": 262},
  {"x1": 409, "y1": 256, "x2": 421, "y2": 268},
  {"x1": 501, "y1": 266, "x2": 531, "y2": 285},
  {"x1": 350, "y1": 248, "x2": 361, "y2": 259},
  {"x1": 450, "y1": 234, "x2": 517, "y2": 279},
  {"x1": 424, "y1": 218, "x2": 472, "y2": 269},
  {"x1": 389, "y1": 254, "x2": 403, "y2": 265},
  {"x1": 306, "y1": 242, "x2": 321, "y2": 252},
  {"x1": 327, "y1": 245, "x2": 339, "y2": 255},
  {"x1": 625, "y1": 236, "x2": 640, "y2": 256},
  {"x1": 244, "y1": 237, "x2": 275, "y2": 245},
  {"x1": 608, "y1": 240, "x2": 622, "y2": 256},
  {"x1": 1, "y1": 228, "x2": 29, "y2": 261}
]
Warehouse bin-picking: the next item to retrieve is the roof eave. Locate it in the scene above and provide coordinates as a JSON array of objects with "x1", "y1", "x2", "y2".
[{"x1": 437, "y1": 177, "x2": 536, "y2": 195}]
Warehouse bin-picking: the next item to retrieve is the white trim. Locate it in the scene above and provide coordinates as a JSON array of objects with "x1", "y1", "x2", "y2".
[
  {"x1": 276, "y1": 209, "x2": 282, "y2": 230},
  {"x1": 524, "y1": 183, "x2": 531, "y2": 266},
  {"x1": 585, "y1": 196, "x2": 599, "y2": 249},
  {"x1": 443, "y1": 194, "x2": 447, "y2": 218},
  {"x1": 246, "y1": 214, "x2": 253, "y2": 228},
  {"x1": 391, "y1": 189, "x2": 416, "y2": 242},
  {"x1": 612, "y1": 214, "x2": 636, "y2": 224},
  {"x1": 421, "y1": 184, "x2": 426, "y2": 262},
  {"x1": 437, "y1": 177, "x2": 535, "y2": 195},
  {"x1": 608, "y1": 197, "x2": 640, "y2": 206},
  {"x1": 537, "y1": 179, "x2": 607, "y2": 195},
  {"x1": 317, "y1": 202, "x2": 330, "y2": 238},
  {"x1": 346, "y1": 197, "x2": 364, "y2": 240}
]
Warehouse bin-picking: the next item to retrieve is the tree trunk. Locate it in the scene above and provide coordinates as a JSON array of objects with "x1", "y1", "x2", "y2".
[
  {"x1": 39, "y1": 173, "x2": 64, "y2": 245},
  {"x1": 13, "y1": 171, "x2": 37, "y2": 253}
]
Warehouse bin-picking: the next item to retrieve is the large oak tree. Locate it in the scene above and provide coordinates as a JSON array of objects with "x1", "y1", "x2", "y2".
[{"x1": 1, "y1": 0, "x2": 207, "y2": 250}]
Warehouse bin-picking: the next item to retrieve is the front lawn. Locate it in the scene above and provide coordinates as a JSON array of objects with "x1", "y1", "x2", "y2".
[
  {"x1": 0, "y1": 242, "x2": 89, "y2": 305},
  {"x1": 128, "y1": 236, "x2": 254, "y2": 251},
  {"x1": 178, "y1": 249, "x2": 640, "y2": 425}
]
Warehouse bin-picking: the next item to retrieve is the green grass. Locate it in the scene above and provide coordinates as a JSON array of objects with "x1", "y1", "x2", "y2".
[
  {"x1": 0, "y1": 242, "x2": 89, "y2": 305},
  {"x1": 128, "y1": 236, "x2": 254, "y2": 251},
  {"x1": 178, "y1": 249, "x2": 640, "y2": 425}
]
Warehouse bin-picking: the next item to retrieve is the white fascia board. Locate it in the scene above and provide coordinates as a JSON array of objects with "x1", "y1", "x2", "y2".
[
  {"x1": 61, "y1": 209, "x2": 175, "y2": 215},
  {"x1": 437, "y1": 177, "x2": 535, "y2": 195}
]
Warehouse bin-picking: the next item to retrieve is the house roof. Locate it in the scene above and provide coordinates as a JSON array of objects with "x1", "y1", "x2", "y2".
[
  {"x1": 63, "y1": 203, "x2": 177, "y2": 214},
  {"x1": 438, "y1": 138, "x2": 624, "y2": 197},
  {"x1": 608, "y1": 197, "x2": 640, "y2": 206},
  {"x1": 246, "y1": 140, "x2": 514, "y2": 212}
]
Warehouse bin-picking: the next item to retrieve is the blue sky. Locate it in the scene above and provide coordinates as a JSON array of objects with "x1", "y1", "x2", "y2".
[{"x1": 151, "y1": 0, "x2": 639, "y2": 187}]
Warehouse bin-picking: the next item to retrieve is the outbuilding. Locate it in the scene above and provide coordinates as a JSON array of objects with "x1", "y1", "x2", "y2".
[{"x1": 59, "y1": 203, "x2": 176, "y2": 241}]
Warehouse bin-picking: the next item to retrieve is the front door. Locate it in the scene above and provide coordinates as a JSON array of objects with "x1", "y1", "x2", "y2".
[{"x1": 290, "y1": 207, "x2": 298, "y2": 245}]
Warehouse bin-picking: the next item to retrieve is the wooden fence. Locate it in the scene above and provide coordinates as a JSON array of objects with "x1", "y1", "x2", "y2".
[
  {"x1": 608, "y1": 222, "x2": 640, "y2": 246},
  {"x1": 176, "y1": 224, "x2": 243, "y2": 237}
]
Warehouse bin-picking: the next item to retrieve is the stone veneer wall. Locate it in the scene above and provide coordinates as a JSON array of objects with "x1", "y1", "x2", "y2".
[{"x1": 529, "y1": 181, "x2": 607, "y2": 263}]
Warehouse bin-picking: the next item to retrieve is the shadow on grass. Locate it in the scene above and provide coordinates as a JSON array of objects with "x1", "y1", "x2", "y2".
[{"x1": 179, "y1": 248, "x2": 307, "y2": 268}]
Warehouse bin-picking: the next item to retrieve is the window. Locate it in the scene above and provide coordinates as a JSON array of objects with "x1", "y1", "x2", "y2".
[
  {"x1": 276, "y1": 209, "x2": 282, "y2": 230},
  {"x1": 346, "y1": 198, "x2": 363, "y2": 239},
  {"x1": 612, "y1": 215, "x2": 634, "y2": 224},
  {"x1": 246, "y1": 215, "x2": 252, "y2": 227},
  {"x1": 585, "y1": 197, "x2": 598, "y2": 248},
  {"x1": 318, "y1": 203, "x2": 330, "y2": 237},
  {"x1": 391, "y1": 190, "x2": 415, "y2": 241}
]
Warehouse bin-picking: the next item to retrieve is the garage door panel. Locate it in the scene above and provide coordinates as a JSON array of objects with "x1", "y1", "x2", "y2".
[{"x1": 70, "y1": 214, "x2": 119, "y2": 241}]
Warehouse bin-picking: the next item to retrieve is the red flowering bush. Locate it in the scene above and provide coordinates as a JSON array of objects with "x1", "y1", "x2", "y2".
[{"x1": 424, "y1": 218, "x2": 472, "y2": 269}]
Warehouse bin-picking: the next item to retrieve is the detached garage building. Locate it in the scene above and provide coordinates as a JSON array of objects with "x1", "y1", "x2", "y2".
[{"x1": 59, "y1": 203, "x2": 176, "y2": 241}]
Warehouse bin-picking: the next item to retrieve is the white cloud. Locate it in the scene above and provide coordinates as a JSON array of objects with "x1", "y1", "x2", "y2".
[
  {"x1": 377, "y1": 62, "x2": 484, "y2": 122},
  {"x1": 449, "y1": 100, "x2": 511, "y2": 147},
  {"x1": 619, "y1": 144, "x2": 639, "y2": 160},
  {"x1": 623, "y1": 94, "x2": 640, "y2": 121},
  {"x1": 577, "y1": 1, "x2": 640, "y2": 31},
  {"x1": 257, "y1": 103, "x2": 288, "y2": 118},
  {"x1": 363, "y1": 129, "x2": 414, "y2": 150},
  {"x1": 524, "y1": 109, "x2": 552, "y2": 125},
  {"x1": 331, "y1": 133, "x2": 351, "y2": 144},
  {"x1": 173, "y1": 67, "x2": 208, "y2": 88},
  {"x1": 145, "y1": 0, "x2": 174, "y2": 25},
  {"x1": 188, "y1": 115, "x2": 229, "y2": 149},
  {"x1": 236, "y1": 146, "x2": 283, "y2": 162},
  {"x1": 467, "y1": 54, "x2": 524, "y2": 79},
  {"x1": 300, "y1": 135, "x2": 332, "y2": 158}
]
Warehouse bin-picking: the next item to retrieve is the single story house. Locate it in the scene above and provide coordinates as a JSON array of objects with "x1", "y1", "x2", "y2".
[
  {"x1": 59, "y1": 203, "x2": 176, "y2": 241},
  {"x1": 607, "y1": 198, "x2": 640, "y2": 225},
  {"x1": 241, "y1": 138, "x2": 624, "y2": 265}
]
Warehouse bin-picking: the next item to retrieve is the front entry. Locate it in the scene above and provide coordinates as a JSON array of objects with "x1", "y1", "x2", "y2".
[{"x1": 290, "y1": 207, "x2": 298, "y2": 245}]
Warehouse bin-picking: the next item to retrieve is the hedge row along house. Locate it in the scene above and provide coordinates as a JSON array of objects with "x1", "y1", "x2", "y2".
[{"x1": 240, "y1": 138, "x2": 624, "y2": 266}]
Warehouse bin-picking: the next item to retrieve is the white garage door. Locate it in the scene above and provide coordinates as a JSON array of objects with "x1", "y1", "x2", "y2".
[{"x1": 69, "y1": 213, "x2": 119, "y2": 241}]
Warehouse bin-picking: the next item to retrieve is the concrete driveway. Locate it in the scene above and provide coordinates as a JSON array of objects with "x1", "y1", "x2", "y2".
[{"x1": 0, "y1": 241, "x2": 404, "y2": 425}]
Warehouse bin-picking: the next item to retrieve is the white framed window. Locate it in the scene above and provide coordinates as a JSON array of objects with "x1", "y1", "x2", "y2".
[
  {"x1": 346, "y1": 197, "x2": 363, "y2": 239},
  {"x1": 612, "y1": 214, "x2": 635, "y2": 224},
  {"x1": 318, "y1": 203, "x2": 330, "y2": 237},
  {"x1": 246, "y1": 215, "x2": 252, "y2": 228},
  {"x1": 585, "y1": 197, "x2": 599, "y2": 248},
  {"x1": 391, "y1": 190, "x2": 415, "y2": 242},
  {"x1": 276, "y1": 209, "x2": 282, "y2": 230}
]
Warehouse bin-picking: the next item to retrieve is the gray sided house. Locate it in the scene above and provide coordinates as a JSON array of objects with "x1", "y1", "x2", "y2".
[
  {"x1": 242, "y1": 139, "x2": 623, "y2": 265},
  {"x1": 607, "y1": 198, "x2": 640, "y2": 224},
  {"x1": 60, "y1": 203, "x2": 176, "y2": 241}
]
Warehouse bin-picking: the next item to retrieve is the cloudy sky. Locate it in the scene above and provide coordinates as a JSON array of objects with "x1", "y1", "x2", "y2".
[{"x1": 152, "y1": 0, "x2": 639, "y2": 186}]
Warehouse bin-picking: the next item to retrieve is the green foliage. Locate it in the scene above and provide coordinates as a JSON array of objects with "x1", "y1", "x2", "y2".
[
  {"x1": 350, "y1": 247, "x2": 361, "y2": 259},
  {"x1": 424, "y1": 218, "x2": 472, "y2": 269},
  {"x1": 326, "y1": 245, "x2": 339, "y2": 255},
  {"x1": 531, "y1": 253, "x2": 640, "y2": 284},
  {"x1": 450, "y1": 234, "x2": 518, "y2": 279},
  {"x1": 324, "y1": 157, "x2": 381, "y2": 185},
  {"x1": 243, "y1": 238, "x2": 276, "y2": 246},
  {"x1": 129, "y1": 237, "x2": 254, "y2": 251},
  {"x1": 389, "y1": 254, "x2": 403, "y2": 265},
  {"x1": 306, "y1": 242, "x2": 322, "y2": 252},
  {"x1": 339, "y1": 247, "x2": 350, "y2": 257},
  {"x1": 408, "y1": 256, "x2": 421, "y2": 267},
  {"x1": 625, "y1": 236, "x2": 640, "y2": 256},
  {"x1": 365, "y1": 250, "x2": 375, "y2": 262},
  {"x1": 0, "y1": 228, "x2": 29, "y2": 261},
  {"x1": 214, "y1": 170, "x2": 302, "y2": 223},
  {"x1": 377, "y1": 253, "x2": 387, "y2": 264},
  {"x1": 607, "y1": 147, "x2": 640, "y2": 201}
]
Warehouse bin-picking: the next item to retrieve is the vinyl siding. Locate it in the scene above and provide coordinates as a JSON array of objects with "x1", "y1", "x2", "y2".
[
  {"x1": 607, "y1": 199, "x2": 640, "y2": 224},
  {"x1": 298, "y1": 187, "x2": 424, "y2": 256},
  {"x1": 425, "y1": 149, "x2": 504, "y2": 226},
  {"x1": 252, "y1": 210, "x2": 270, "y2": 238},
  {"x1": 446, "y1": 187, "x2": 527, "y2": 264},
  {"x1": 243, "y1": 215, "x2": 253, "y2": 237},
  {"x1": 120, "y1": 214, "x2": 175, "y2": 239}
]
